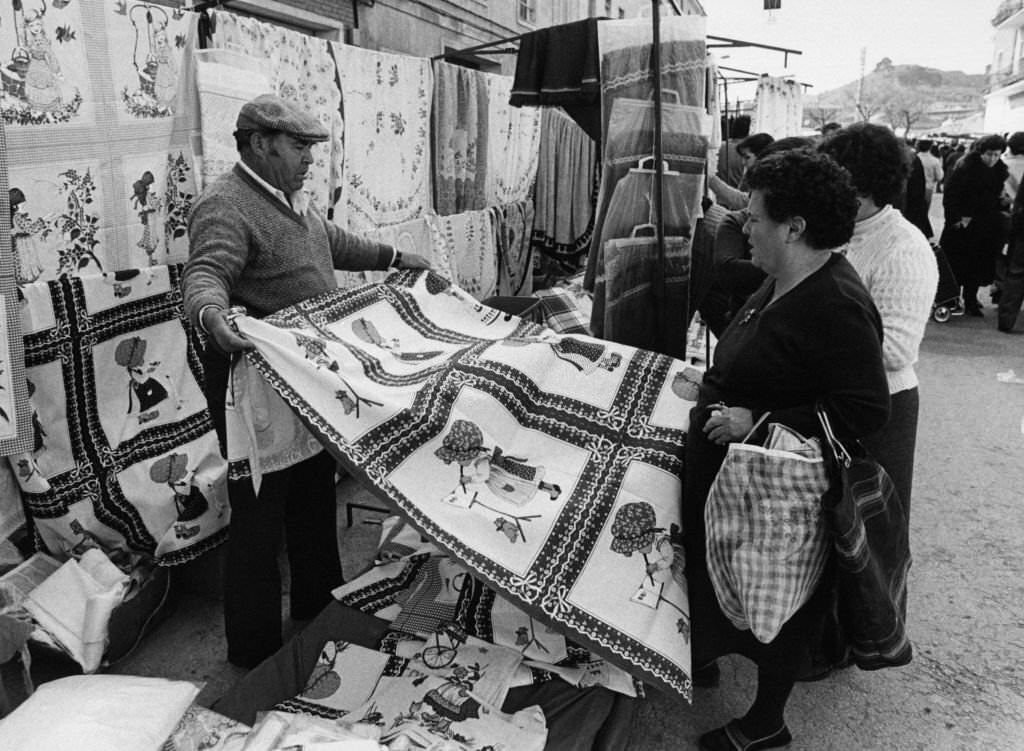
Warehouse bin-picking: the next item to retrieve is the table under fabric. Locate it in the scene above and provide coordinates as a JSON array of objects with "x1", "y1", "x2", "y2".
[{"x1": 212, "y1": 600, "x2": 637, "y2": 751}]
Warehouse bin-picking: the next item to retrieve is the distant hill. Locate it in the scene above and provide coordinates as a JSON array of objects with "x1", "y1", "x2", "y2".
[{"x1": 803, "y1": 60, "x2": 987, "y2": 135}]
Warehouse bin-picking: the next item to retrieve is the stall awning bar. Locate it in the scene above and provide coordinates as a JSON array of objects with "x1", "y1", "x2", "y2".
[{"x1": 707, "y1": 34, "x2": 802, "y2": 67}]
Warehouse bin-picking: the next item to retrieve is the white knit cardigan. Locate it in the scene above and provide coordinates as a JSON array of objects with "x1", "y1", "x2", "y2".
[{"x1": 842, "y1": 206, "x2": 939, "y2": 395}]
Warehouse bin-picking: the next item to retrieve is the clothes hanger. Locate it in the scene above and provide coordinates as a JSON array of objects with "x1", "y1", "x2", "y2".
[{"x1": 631, "y1": 156, "x2": 680, "y2": 176}]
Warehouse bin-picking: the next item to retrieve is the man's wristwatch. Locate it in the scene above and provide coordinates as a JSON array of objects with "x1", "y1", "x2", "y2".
[{"x1": 392, "y1": 250, "x2": 403, "y2": 268}]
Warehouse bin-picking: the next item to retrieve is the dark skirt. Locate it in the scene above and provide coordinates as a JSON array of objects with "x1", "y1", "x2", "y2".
[{"x1": 860, "y1": 387, "x2": 919, "y2": 518}]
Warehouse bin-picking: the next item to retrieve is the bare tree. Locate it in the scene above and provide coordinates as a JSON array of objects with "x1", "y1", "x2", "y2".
[
  {"x1": 847, "y1": 87, "x2": 883, "y2": 123},
  {"x1": 804, "y1": 104, "x2": 841, "y2": 130},
  {"x1": 881, "y1": 87, "x2": 931, "y2": 138}
]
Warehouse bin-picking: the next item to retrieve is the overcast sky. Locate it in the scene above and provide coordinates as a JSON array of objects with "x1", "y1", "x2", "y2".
[{"x1": 704, "y1": 0, "x2": 998, "y2": 95}]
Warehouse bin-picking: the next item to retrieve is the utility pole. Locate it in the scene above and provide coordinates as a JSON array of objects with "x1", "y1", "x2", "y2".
[{"x1": 856, "y1": 46, "x2": 866, "y2": 120}]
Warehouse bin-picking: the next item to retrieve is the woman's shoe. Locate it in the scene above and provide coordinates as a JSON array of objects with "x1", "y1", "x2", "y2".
[{"x1": 698, "y1": 720, "x2": 792, "y2": 751}]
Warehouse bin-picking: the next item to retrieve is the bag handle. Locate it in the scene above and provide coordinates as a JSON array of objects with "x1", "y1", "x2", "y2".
[
  {"x1": 738, "y1": 410, "x2": 770, "y2": 444},
  {"x1": 815, "y1": 402, "x2": 851, "y2": 468}
]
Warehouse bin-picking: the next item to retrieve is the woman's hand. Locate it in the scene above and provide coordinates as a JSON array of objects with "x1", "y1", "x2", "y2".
[{"x1": 703, "y1": 405, "x2": 754, "y2": 445}]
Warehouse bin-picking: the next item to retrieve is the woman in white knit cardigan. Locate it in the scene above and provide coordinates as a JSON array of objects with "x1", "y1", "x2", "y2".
[{"x1": 819, "y1": 123, "x2": 939, "y2": 513}]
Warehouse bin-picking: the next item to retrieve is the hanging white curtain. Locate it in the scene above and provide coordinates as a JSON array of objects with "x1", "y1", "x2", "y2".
[{"x1": 751, "y1": 75, "x2": 804, "y2": 138}]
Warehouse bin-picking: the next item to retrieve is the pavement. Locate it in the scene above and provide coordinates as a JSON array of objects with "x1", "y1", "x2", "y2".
[{"x1": 28, "y1": 195, "x2": 1024, "y2": 749}]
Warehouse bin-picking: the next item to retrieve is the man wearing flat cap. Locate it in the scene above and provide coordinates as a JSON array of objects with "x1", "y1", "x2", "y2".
[{"x1": 182, "y1": 93, "x2": 429, "y2": 668}]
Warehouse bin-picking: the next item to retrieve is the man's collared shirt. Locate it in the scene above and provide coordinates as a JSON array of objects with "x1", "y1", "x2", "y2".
[{"x1": 236, "y1": 160, "x2": 310, "y2": 216}]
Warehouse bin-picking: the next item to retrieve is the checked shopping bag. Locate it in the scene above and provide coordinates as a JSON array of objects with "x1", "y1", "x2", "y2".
[{"x1": 705, "y1": 421, "x2": 830, "y2": 643}]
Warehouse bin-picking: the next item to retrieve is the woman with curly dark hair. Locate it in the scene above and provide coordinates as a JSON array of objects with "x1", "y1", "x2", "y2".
[
  {"x1": 708, "y1": 132, "x2": 776, "y2": 210},
  {"x1": 682, "y1": 151, "x2": 889, "y2": 750},
  {"x1": 712, "y1": 136, "x2": 816, "y2": 328},
  {"x1": 818, "y1": 123, "x2": 938, "y2": 515},
  {"x1": 941, "y1": 133, "x2": 1010, "y2": 315}
]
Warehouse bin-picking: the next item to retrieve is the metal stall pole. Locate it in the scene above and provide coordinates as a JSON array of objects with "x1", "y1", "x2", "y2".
[{"x1": 650, "y1": 0, "x2": 666, "y2": 348}]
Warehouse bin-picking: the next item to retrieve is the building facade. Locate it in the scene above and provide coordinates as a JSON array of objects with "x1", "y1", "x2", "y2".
[
  {"x1": 220, "y1": 0, "x2": 704, "y2": 76},
  {"x1": 985, "y1": 0, "x2": 1024, "y2": 133}
]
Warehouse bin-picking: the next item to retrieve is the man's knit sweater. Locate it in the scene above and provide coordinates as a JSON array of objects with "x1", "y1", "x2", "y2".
[
  {"x1": 844, "y1": 205, "x2": 938, "y2": 395},
  {"x1": 183, "y1": 165, "x2": 392, "y2": 328}
]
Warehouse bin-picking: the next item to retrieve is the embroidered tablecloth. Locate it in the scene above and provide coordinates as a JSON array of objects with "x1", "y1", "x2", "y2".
[
  {"x1": 0, "y1": 1, "x2": 200, "y2": 280},
  {"x1": 333, "y1": 43, "x2": 432, "y2": 233},
  {"x1": 10, "y1": 265, "x2": 228, "y2": 564},
  {"x1": 432, "y1": 61, "x2": 488, "y2": 216},
  {"x1": 0, "y1": 120, "x2": 33, "y2": 460},
  {"x1": 228, "y1": 270, "x2": 695, "y2": 698},
  {"x1": 209, "y1": 10, "x2": 343, "y2": 217},
  {"x1": 482, "y1": 73, "x2": 541, "y2": 208}
]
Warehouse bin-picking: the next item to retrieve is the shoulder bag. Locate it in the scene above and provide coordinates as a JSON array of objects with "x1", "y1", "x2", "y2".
[{"x1": 816, "y1": 405, "x2": 913, "y2": 669}]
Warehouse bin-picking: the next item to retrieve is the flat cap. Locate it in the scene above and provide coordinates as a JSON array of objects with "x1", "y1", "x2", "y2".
[{"x1": 236, "y1": 93, "x2": 329, "y2": 142}]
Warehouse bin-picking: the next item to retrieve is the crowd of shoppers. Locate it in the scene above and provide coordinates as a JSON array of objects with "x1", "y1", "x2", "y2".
[{"x1": 691, "y1": 121, "x2": 940, "y2": 749}]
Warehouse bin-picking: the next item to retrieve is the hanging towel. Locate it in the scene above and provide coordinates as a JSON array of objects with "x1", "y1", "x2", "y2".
[
  {"x1": 194, "y1": 48, "x2": 271, "y2": 189},
  {"x1": 432, "y1": 61, "x2": 489, "y2": 215},
  {"x1": 483, "y1": 73, "x2": 542, "y2": 207},
  {"x1": 510, "y1": 18, "x2": 602, "y2": 139},
  {"x1": 437, "y1": 209, "x2": 499, "y2": 300},
  {"x1": 494, "y1": 199, "x2": 535, "y2": 297},
  {"x1": 511, "y1": 18, "x2": 601, "y2": 107},
  {"x1": 532, "y1": 108, "x2": 598, "y2": 263},
  {"x1": 752, "y1": 75, "x2": 804, "y2": 138}
]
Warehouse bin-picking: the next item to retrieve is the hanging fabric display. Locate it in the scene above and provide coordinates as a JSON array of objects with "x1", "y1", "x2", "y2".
[
  {"x1": 586, "y1": 101, "x2": 708, "y2": 346},
  {"x1": 10, "y1": 265, "x2": 229, "y2": 565},
  {"x1": 584, "y1": 16, "x2": 709, "y2": 354},
  {"x1": 436, "y1": 208, "x2": 499, "y2": 301},
  {"x1": 0, "y1": 1, "x2": 200, "y2": 280},
  {"x1": 532, "y1": 107, "x2": 598, "y2": 264},
  {"x1": 705, "y1": 52, "x2": 723, "y2": 152},
  {"x1": 336, "y1": 213, "x2": 456, "y2": 291},
  {"x1": 509, "y1": 17, "x2": 602, "y2": 140},
  {"x1": 431, "y1": 61, "x2": 488, "y2": 216},
  {"x1": 493, "y1": 199, "x2": 535, "y2": 297},
  {"x1": 193, "y1": 47, "x2": 271, "y2": 191},
  {"x1": 0, "y1": 121, "x2": 33, "y2": 458},
  {"x1": 483, "y1": 72, "x2": 542, "y2": 208},
  {"x1": 751, "y1": 74, "x2": 804, "y2": 138},
  {"x1": 226, "y1": 270, "x2": 695, "y2": 699},
  {"x1": 595, "y1": 233, "x2": 691, "y2": 359},
  {"x1": 332, "y1": 43, "x2": 433, "y2": 233},
  {"x1": 209, "y1": 10, "x2": 343, "y2": 217}
]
